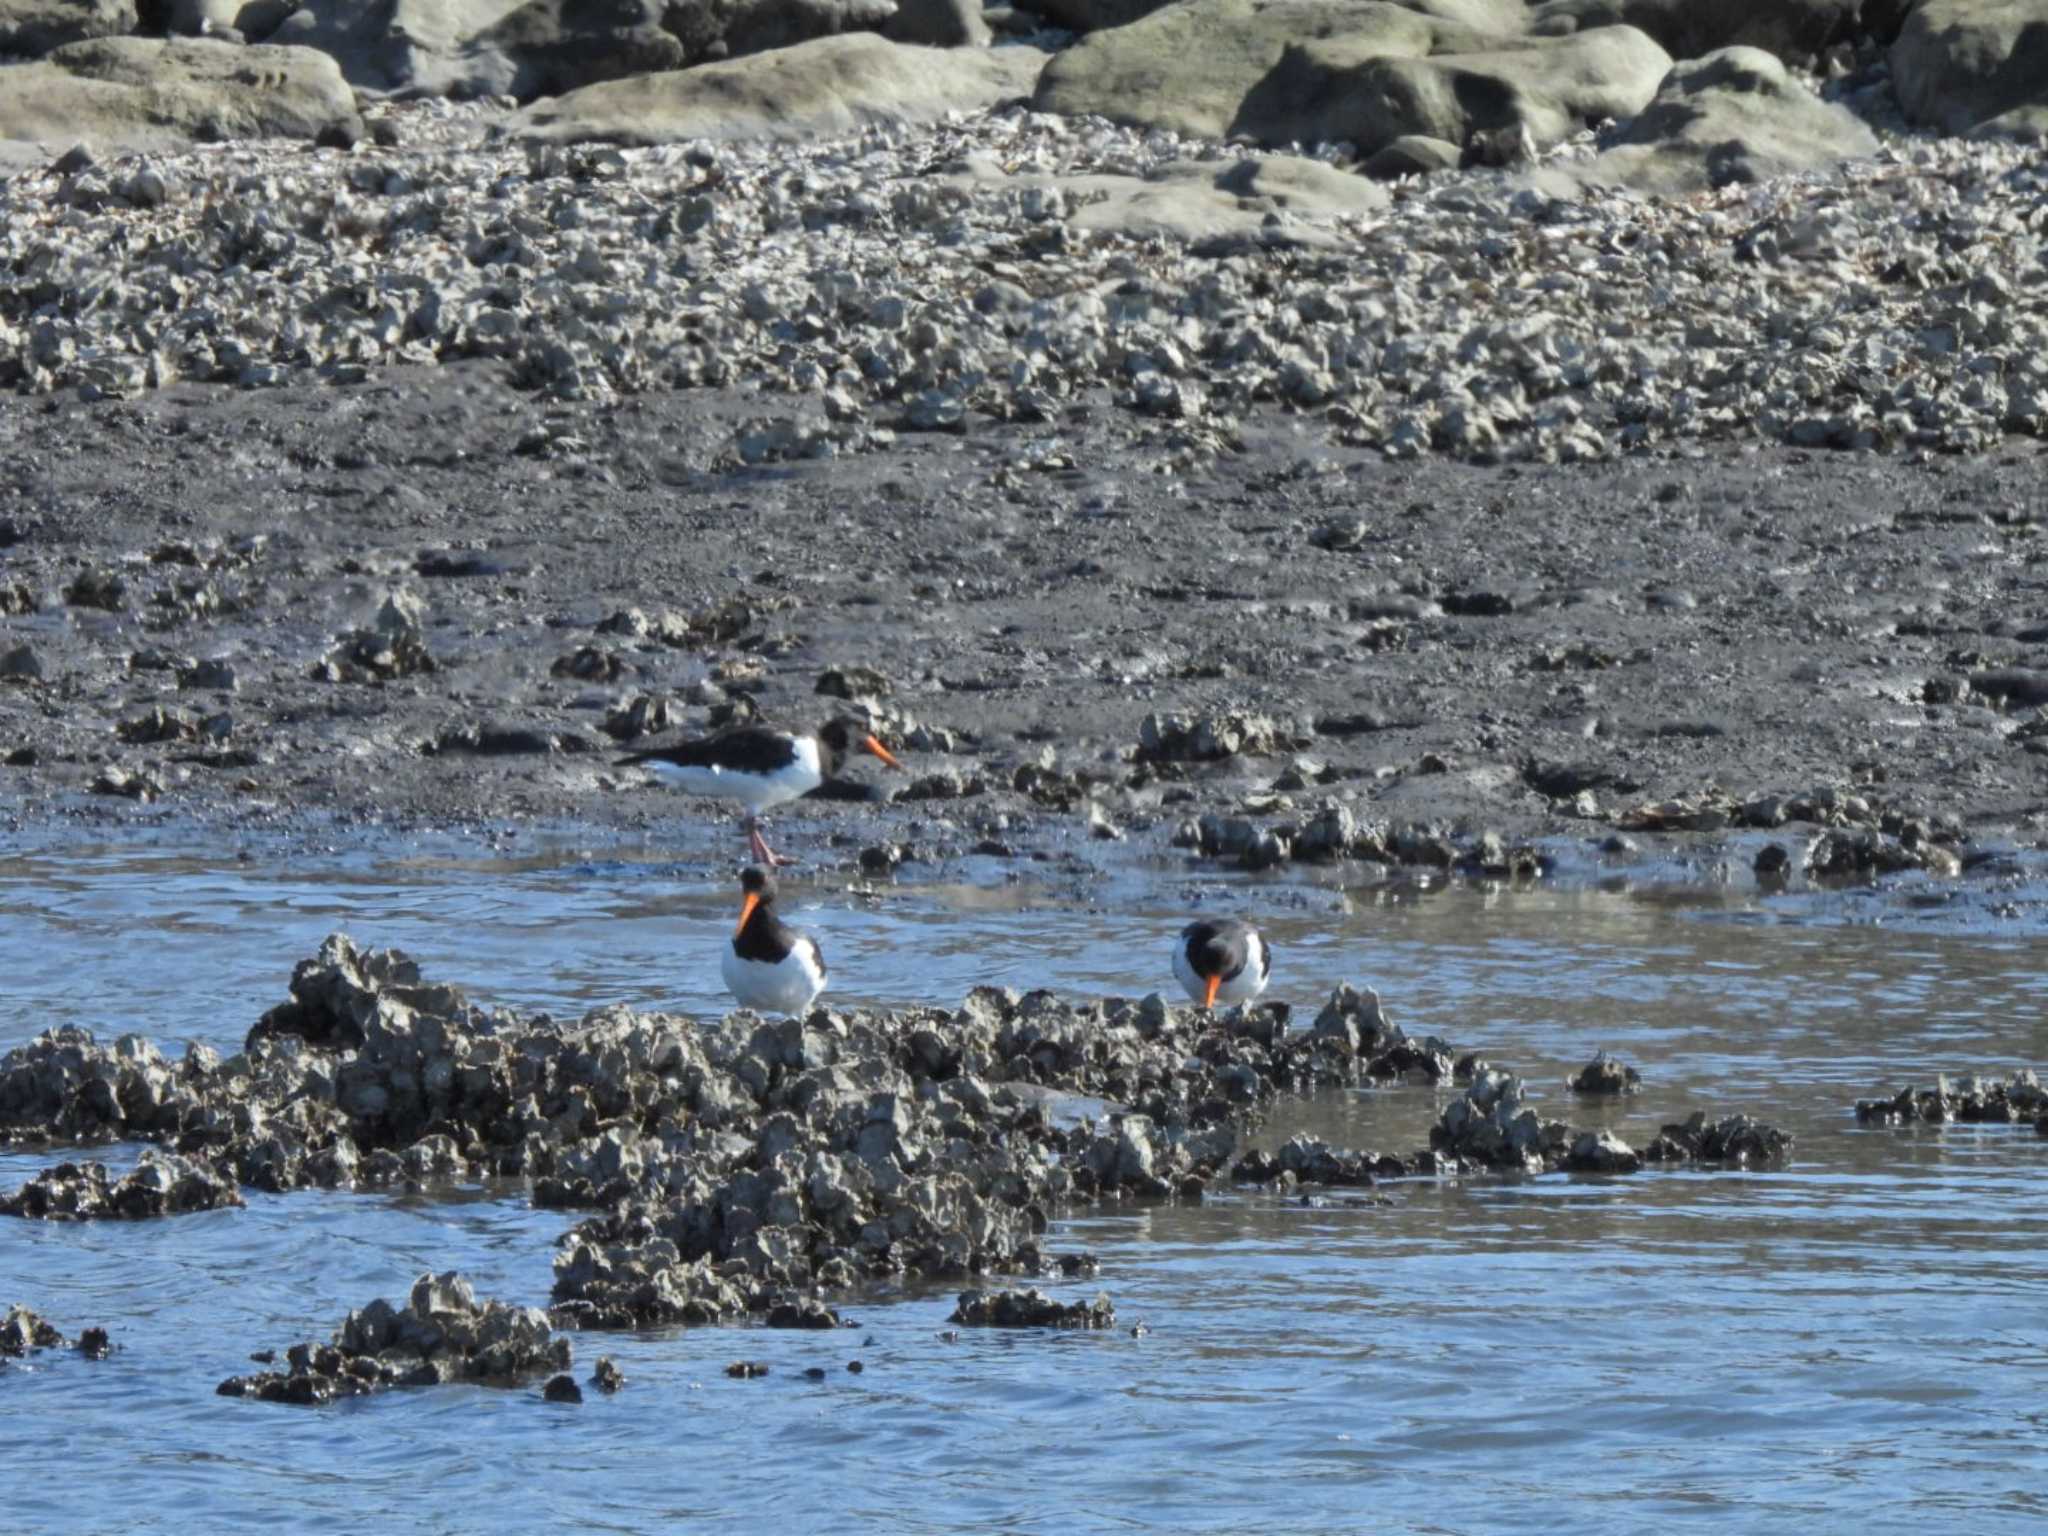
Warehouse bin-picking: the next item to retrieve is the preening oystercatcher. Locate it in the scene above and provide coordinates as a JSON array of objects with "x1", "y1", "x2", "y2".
[
  {"x1": 1172, "y1": 919, "x2": 1271, "y2": 1009},
  {"x1": 617, "y1": 717, "x2": 901, "y2": 866},
  {"x1": 722, "y1": 866, "x2": 828, "y2": 1016}
]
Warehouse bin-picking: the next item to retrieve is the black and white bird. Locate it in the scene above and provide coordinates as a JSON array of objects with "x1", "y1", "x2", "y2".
[
  {"x1": 721, "y1": 866, "x2": 828, "y2": 1016},
  {"x1": 1172, "y1": 919, "x2": 1271, "y2": 1010},
  {"x1": 617, "y1": 717, "x2": 901, "y2": 866}
]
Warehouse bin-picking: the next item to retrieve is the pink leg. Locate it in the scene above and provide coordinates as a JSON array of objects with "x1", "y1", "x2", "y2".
[{"x1": 746, "y1": 818, "x2": 797, "y2": 868}]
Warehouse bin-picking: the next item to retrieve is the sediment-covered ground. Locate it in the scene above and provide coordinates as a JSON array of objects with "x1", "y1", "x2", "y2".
[
  {"x1": 4, "y1": 353, "x2": 2048, "y2": 875},
  {"x1": 5, "y1": 6, "x2": 2048, "y2": 874}
]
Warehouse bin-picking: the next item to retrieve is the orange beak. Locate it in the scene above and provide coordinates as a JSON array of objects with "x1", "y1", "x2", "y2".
[
  {"x1": 734, "y1": 891, "x2": 760, "y2": 937},
  {"x1": 1203, "y1": 972, "x2": 1222, "y2": 1010},
  {"x1": 862, "y1": 734, "x2": 901, "y2": 769}
]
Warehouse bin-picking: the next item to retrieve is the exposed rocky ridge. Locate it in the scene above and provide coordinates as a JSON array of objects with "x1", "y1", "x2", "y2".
[{"x1": 0, "y1": 935, "x2": 1793, "y2": 1336}]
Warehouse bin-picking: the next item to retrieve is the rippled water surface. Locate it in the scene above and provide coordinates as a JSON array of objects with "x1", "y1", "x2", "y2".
[{"x1": 4, "y1": 843, "x2": 2047, "y2": 1534}]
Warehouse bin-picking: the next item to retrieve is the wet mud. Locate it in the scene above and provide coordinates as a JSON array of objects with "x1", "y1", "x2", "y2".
[{"x1": 4, "y1": 371, "x2": 2047, "y2": 883}]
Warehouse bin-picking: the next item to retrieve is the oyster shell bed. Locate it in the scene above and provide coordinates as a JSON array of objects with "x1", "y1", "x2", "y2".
[
  {"x1": 4, "y1": 88, "x2": 2047, "y2": 464},
  {"x1": 2, "y1": 933, "x2": 1798, "y2": 1374}
]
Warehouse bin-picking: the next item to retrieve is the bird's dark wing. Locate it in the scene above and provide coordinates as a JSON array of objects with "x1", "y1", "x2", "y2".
[{"x1": 617, "y1": 726, "x2": 800, "y2": 773}]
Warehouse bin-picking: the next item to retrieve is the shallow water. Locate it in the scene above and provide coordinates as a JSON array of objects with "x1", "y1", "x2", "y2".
[{"x1": 3, "y1": 844, "x2": 2047, "y2": 1534}]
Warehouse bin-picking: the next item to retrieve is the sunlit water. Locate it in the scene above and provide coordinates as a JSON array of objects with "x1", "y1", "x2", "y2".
[{"x1": 3, "y1": 843, "x2": 2046, "y2": 1534}]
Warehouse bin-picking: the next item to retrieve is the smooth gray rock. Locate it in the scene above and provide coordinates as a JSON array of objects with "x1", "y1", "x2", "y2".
[
  {"x1": 884, "y1": 0, "x2": 991, "y2": 46},
  {"x1": 267, "y1": 0, "x2": 686, "y2": 99},
  {"x1": 1529, "y1": 0, "x2": 1859, "y2": 65},
  {"x1": 1557, "y1": 47, "x2": 1879, "y2": 194},
  {"x1": 1360, "y1": 132, "x2": 1461, "y2": 177},
  {"x1": 1029, "y1": 0, "x2": 1523, "y2": 36},
  {"x1": 670, "y1": 0, "x2": 903, "y2": 68},
  {"x1": 0, "y1": 0, "x2": 133, "y2": 54},
  {"x1": 167, "y1": 0, "x2": 272, "y2": 35},
  {"x1": 1890, "y1": 0, "x2": 2048, "y2": 140},
  {"x1": 509, "y1": 35, "x2": 1045, "y2": 145},
  {"x1": 1033, "y1": 0, "x2": 1446, "y2": 142},
  {"x1": 0, "y1": 36, "x2": 364, "y2": 150},
  {"x1": 1036, "y1": 5, "x2": 1666, "y2": 155},
  {"x1": 946, "y1": 152, "x2": 1388, "y2": 252},
  {"x1": 1263, "y1": 25, "x2": 1671, "y2": 158}
]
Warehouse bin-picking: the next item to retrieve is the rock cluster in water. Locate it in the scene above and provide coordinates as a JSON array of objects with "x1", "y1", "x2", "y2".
[
  {"x1": 1, "y1": 1304, "x2": 67, "y2": 1357},
  {"x1": 2, "y1": 933, "x2": 1799, "y2": 1365},
  {"x1": 0, "y1": 1150, "x2": 244, "y2": 1219},
  {"x1": 1567, "y1": 1051, "x2": 1643, "y2": 1095},
  {"x1": 0, "y1": 936, "x2": 1440, "y2": 1328},
  {"x1": 1232, "y1": 1089, "x2": 1796, "y2": 1184},
  {"x1": 0, "y1": 1305, "x2": 111, "y2": 1363},
  {"x1": 1231, "y1": 1134, "x2": 1391, "y2": 1187},
  {"x1": 950, "y1": 1287, "x2": 1116, "y2": 1328},
  {"x1": 216, "y1": 1272, "x2": 570, "y2": 1405},
  {"x1": 1855, "y1": 1071, "x2": 2048, "y2": 1126}
]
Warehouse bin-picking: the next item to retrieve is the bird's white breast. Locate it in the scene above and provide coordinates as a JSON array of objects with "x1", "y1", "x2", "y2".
[
  {"x1": 721, "y1": 935, "x2": 827, "y2": 1016},
  {"x1": 1171, "y1": 927, "x2": 1269, "y2": 1005}
]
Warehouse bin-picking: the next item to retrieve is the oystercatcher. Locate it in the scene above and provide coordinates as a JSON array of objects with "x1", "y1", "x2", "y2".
[
  {"x1": 1172, "y1": 919, "x2": 1271, "y2": 1009},
  {"x1": 617, "y1": 717, "x2": 901, "y2": 866},
  {"x1": 722, "y1": 866, "x2": 827, "y2": 1016}
]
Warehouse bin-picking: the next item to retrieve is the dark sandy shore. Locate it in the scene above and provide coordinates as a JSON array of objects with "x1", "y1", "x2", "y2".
[{"x1": 4, "y1": 362, "x2": 2047, "y2": 875}]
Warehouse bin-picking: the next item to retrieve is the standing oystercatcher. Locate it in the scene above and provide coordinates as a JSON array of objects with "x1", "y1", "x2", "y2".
[
  {"x1": 722, "y1": 866, "x2": 827, "y2": 1016},
  {"x1": 1172, "y1": 919, "x2": 1271, "y2": 1009},
  {"x1": 617, "y1": 717, "x2": 901, "y2": 866}
]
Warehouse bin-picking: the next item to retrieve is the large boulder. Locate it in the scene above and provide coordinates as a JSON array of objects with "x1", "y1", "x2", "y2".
[
  {"x1": 1528, "y1": 0, "x2": 1859, "y2": 65},
  {"x1": 883, "y1": 0, "x2": 990, "y2": 45},
  {"x1": 1074, "y1": 155, "x2": 1390, "y2": 250},
  {"x1": 264, "y1": 0, "x2": 690, "y2": 99},
  {"x1": 0, "y1": 36, "x2": 364, "y2": 149},
  {"x1": 653, "y1": 0, "x2": 905, "y2": 72},
  {"x1": 1561, "y1": 47, "x2": 1879, "y2": 193},
  {"x1": 1360, "y1": 130, "x2": 1461, "y2": 175},
  {"x1": 1032, "y1": 0, "x2": 1449, "y2": 143},
  {"x1": 1252, "y1": 24, "x2": 1671, "y2": 153},
  {"x1": 167, "y1": 0, "x2": 299, "y2": 37},
  {"x1": 948, "y1": 150, "x2": 1390, "y2": 251},
  {"x1": 508, "y1": 34, "x2": 1044, "y2": 144},
  {"x1": 1890, "y1": 0, "x2": 2048, "y2": 139},
  {"x1": 0, "y1": 0, "x2": 134, "y2": 55},
  {"x1": 1029, "y1": 0, "x2": 1520, "y2": 38}
]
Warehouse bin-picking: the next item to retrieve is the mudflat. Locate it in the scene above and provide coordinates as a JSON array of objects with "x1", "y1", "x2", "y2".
[{"x1": 4, "y1": 365, "x2": 2046, "y2": 868}]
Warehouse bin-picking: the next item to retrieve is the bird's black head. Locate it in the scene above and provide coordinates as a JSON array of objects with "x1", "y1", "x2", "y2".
[
  {"x1": 818, "y1": 717, "x2": 901, "y2": 773},
  {"x1": 735, "y1": 865, "x2": 778, "y2": 936}
]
